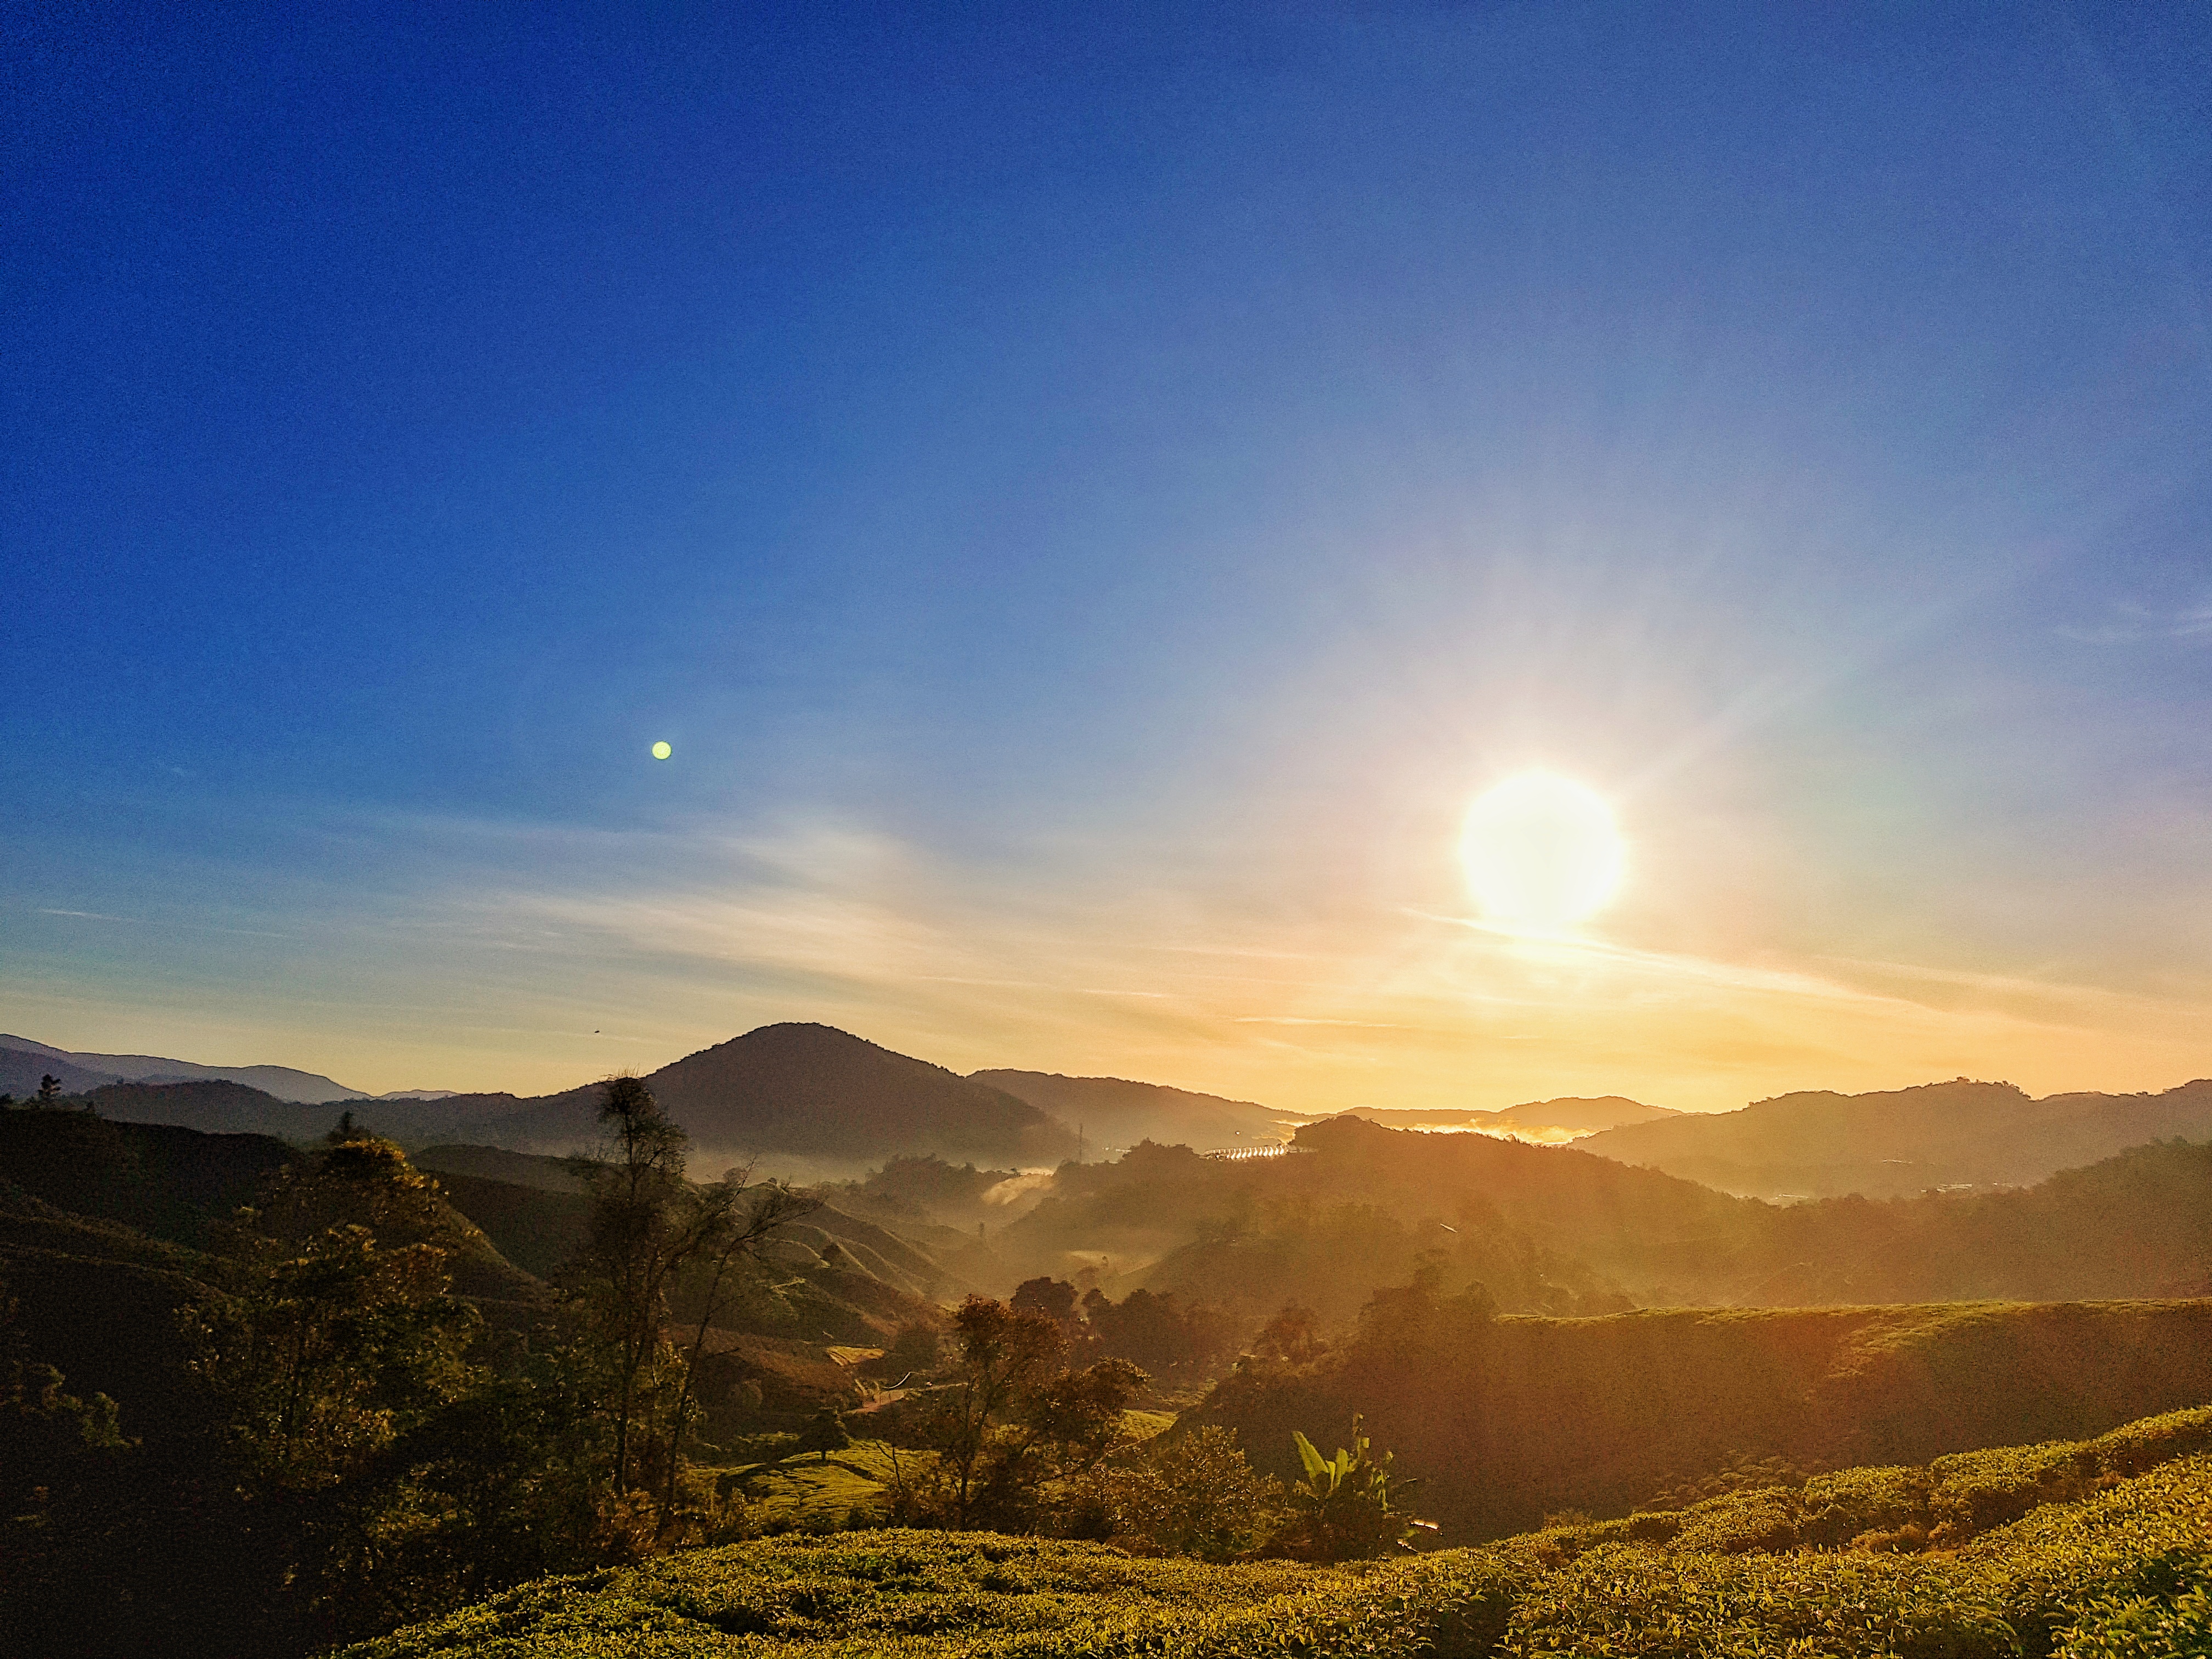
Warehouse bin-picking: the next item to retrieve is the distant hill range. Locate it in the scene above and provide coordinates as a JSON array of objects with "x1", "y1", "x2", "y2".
[
  {"x1": 1581, "y1": 1076, "x2": 2212, "y2": 1199},
  {"x1": 31, "y1": 1024, "x2": 1081, "y2": 1172},
  {"x1": 1318, "y1": 1095, "x2": 1681, "y2": 1142},
  {"x1": 971, "y1": 1070, "x2": 1284, "y2": 1154},
  {"x1": 21, "y1": 1022, "x2": 2212, "y2": 1204},
  {"x1": 0, "y1": 1033, "x2": 450, "y2": 1104}
]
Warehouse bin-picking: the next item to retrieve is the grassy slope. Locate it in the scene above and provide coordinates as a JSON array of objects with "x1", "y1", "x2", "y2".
[
  {"x1": 1194, "y1": 1296, "x2": 2212, "y2": 1538},
  {"x1": 339, "y1": 1409, "x2": 2212, "y2": 1659},
  {"x1": 720, "y1": 1417, "x2": 1176, "y2": 1533}
]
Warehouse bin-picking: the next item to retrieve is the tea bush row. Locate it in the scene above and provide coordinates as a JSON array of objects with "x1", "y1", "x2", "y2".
[{"x1": 341, "y1": 1420, "x2": 2212, "y2": 1659}]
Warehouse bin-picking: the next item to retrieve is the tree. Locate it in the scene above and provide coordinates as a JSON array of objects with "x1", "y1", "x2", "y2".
[
  {"x1": 798, "y1": 1402, "x2": 851, "y2": 1464},
  {"x1": 657, "y1": 1165, "x2": 817, "y2": 1527},
  {"x1": 1104, "y1": 1426, "x2": 1284, "y2": 1560},
  {"x1": 564, "y1": 1076, "x2": 714, "y2": 1496},
  {"x1": 904, "y1": 1295, "x2": 1147, "y2": 1531},
  {"x1": 913, "y1": 1295, "x2": 1069, "y2": 1527},
  {"x1": 37, "y1": 1074, "x2": 61, "y2": 1103},
  {"x1": 1082, "y1": 1287, "x2": 1233, "y2": 1379},
  {"x1": 563, "y1": 1075, "x2": 817, "y2": 1524},
  {"x1": 1011, "y1": 1276, "x2": 1080, "y2": 1329},
  {"x1": 190, "y1": 1131, "x2": 480, "y2": 1490},
  {"x1": 1252, "y1": 1304, "x2": 1323, "y2": 1364}
]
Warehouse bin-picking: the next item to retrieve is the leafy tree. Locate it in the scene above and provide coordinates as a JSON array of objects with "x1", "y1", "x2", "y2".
[
  {"x1": 1275, "y1": 1414, "x2": 1425, "y2": 1561},
  {"x1": 37, "y1": 1073, "x2": 61, "y2": 1103},
  {"x1": 910, "y1": 1295, "x2": 1068, "y2": 1526},
  {"x1": 191, "y1": 1131, "x2": 480, "y2": 1490},
  {"x1": 1252, "y1": 1303, "x2": 1323, "y2": 1364},
  {"x1": 657, "y1": 1163, "x2": 816, "y2": 1527},
  {"x1": 563, "y1": 1075, "x2": 720, "y2": 1496},
  {"x1": 1081, "y1": 1286, "x2": 1233, "y2": 1379},
  {"x1": 563, "y1": 1076, "x2": 816, "y2": 1527},
  {"x1": 799, "y1": 1402, "x2": 853, "y2": 1464},
  {"x1": 1011, "y1": 1275, "x2": 1081, "y2": 1329},
  {"x1": 902, "y1": 1295, "x2": 1147, "y2": 1531},
  {"x1": 867, "y1": 1323, "x2": 941, "y2": 1383},
  {"x1": 1104, "y1": 1425, "x2": 1285, "y2": 1560}
]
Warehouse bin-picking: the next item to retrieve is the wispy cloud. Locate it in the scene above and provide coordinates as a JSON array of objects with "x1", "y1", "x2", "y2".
[
  {"x1": 1235, "y1": 1015, "x2": 1412, "y2": 1029},
  {"x1": 2057, "y1": 599, "x2": 2212, "y2": 644}
]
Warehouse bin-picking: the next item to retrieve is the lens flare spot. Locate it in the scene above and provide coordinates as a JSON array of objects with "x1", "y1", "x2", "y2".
[
  {"x1": 651, "y1": 741, "x2": 673, "y2": 760},
  {"x1": 1459, "y1": 774, "x2": 1625, "y2": 935}
]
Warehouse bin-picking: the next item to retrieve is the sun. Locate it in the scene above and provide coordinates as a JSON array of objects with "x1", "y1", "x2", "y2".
[{"x1": 1459, "y1": 773, "x2": 1626, "y2": 934}]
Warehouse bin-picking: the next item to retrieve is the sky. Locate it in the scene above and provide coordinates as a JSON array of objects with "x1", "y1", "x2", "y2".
[{"x1": 5, "y1": 1, "x2": 2211, "y2": 1114}]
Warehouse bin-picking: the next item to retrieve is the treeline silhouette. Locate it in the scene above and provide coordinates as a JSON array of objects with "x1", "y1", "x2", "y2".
[{"x1": 0, "y1": 1084, "x2": 820, "y2": 1659}]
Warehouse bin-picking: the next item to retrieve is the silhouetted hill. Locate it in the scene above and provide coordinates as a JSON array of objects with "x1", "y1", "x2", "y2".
[
  {"x1": 1583, "y1": 1077, "x2": 2212, "y2": 1198},
  {"x1": 421, "y1": 1170, "x2": 594, "y2": 1279},
  {"x1": 996, "y1": 1114, "x2": 2212, "y2": 1318},
  {"x1": 1464, "y1": 1094, "x2": 1680, "y2": 1137},
  {"x1": 0, "y1": 1105, "x2": 302, "y2": 1244},
  {"x1": 990, "y1": 1115, "x2": 1757, "y2": 1313},
  {"x1": 65, "y1": 1078, "x2": 354, "y2": 1141},
  {"x1": 0, "y1": 1106, "x2": 545, "y2": 1305},
  {"x1": 0, "y1": 1032, "x2": 368, "y2": 1102},
  {"x1": 486, "y1": 1024, "x2": 1079, "y2": 1166},
  {"x1": 1, "y1": 1043, "x2": 125, "y2": 1098},
  {"x1": 1194, "y1": 1294, "x2": 2212, "y2": 1539},
  {"x1": 970, "y1": 1070, "x2": 1283, "y2": 1154},
  {"x1": 41, "y1": 1075, "x2": 534, "y2": 1146},
  {"x1": 32, "y1": 1026, "x2": 1084, "y2": 1169},
  {"x1": 1716, "y1": 1137, "x2": 2212, "y2": 1305},
  {"x1": 1314, "y1": 1095, "x2": 1680, "y2": 1141}
]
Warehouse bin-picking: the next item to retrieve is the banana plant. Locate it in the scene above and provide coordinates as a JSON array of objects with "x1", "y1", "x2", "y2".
[{"x1": 1285, "y1": 1414, "x2": 1427, "y2": 1560}]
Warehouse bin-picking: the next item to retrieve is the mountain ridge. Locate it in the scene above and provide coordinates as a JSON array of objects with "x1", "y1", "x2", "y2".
[
  {"x1": 1582, "y1": 1075, "x2": 2212, "y2": 1197},
  {"x1": 970, "y1": 1070, "x2": 1283, "y2": 1153}
]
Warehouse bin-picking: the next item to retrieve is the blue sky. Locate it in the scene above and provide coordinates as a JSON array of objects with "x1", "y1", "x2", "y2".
[{"x1": 5, "y1": 2, "x2": 2210, "y2": 1109}]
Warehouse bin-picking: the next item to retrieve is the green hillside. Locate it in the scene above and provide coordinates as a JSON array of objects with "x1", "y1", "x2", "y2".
[
  {"x1": 337, "y1": 1408, "x2": 2212, "y2": 1659},
  {"x1": 1194, "y1": 1293, "x2": 2212, "y2": 1539}
]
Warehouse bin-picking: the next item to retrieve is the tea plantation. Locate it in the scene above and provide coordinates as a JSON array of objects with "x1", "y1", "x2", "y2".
[{"x1": 342, "y1": 1408, "x2": 2212, "y2": 1659}]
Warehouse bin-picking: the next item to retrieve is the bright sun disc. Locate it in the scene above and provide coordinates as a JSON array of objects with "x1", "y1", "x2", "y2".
[
  {"x1": 651, "y1": 741, "x2": 672, "y2": 760},
  {"x1": 1459, "y1": 774, "x2": 1625, "y2": 934}
]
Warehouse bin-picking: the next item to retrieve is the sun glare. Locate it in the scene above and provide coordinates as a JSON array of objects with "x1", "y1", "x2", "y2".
[{"x1": 1459, "y1": 773, "x2": 1626, "y2": 935}]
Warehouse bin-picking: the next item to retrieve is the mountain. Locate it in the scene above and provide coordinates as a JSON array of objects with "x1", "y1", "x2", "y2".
[
  {"x1": 970, "y1": 1070, "x2": 1284, "y2": 1155},
  {"x1": 1582, "y1": 1076, "x2": 2212, "y2": 1198},
  {"x1": 1319, "y1": 1095, "x2": 1680, "y2": 1142},
  {"x1": 30, "y1": 1025, "x2": 1081, "y2": 1169},
  {"x1": 1466, "y1": 1093, "x2": 1681, "y2": 1138},
  {"x1": 0, "y1": 1032, "x2": 369, "y2": 1103},
  {"x1": 61, "y1": 1079, "x2": 358, "y2": 1139},
  {"x1": 1, "y1": 1043, "x2": 123, "y2": 1098},
  {"x1": 478, "y1": 1023, "x2": 1080, "y2": 1167},
  {"x1": 57, "y1": 1077, "x2": 515, "y2": 1146}
]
